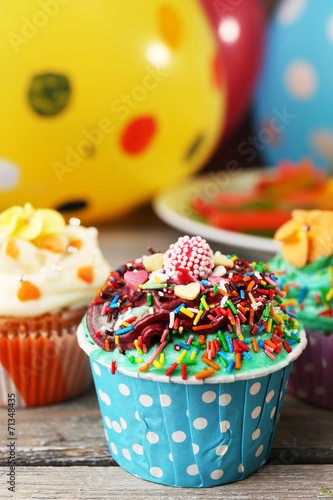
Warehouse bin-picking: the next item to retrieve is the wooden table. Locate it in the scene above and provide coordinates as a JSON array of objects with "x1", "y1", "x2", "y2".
[{"x1": 1, "y1": 206, "x2": 333, "y2": 499}]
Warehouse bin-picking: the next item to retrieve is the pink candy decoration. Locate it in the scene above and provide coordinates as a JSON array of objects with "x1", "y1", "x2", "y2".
[
  {"x1": 124, "y1": 270, "x2": 148, "y2": 291},
  {"x1": 163, "y1": 235, "x2": 214, "y2": 280}
]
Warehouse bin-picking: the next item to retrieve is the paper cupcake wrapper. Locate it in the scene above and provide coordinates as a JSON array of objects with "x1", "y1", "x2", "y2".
[
  {"x1": 287, "y1": 327, "x2": 333, "y2": 410},
  {"x1": 0, "y1": 309, "x2": 91, "y2": 407},
  {"x1": 90, "y1": 358, "x2": 292, "y2": 487}
]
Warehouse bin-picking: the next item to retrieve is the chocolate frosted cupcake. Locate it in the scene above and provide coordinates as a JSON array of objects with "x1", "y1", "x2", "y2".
[
  {"x1": 270, "y1": 209, "x2": 333, "y2": 409},
  {"x1": 78, "y1": 235, "x2": 306, "y2": 487},
  {"x1": 0, "y1": 203, "x2": 110, "y2": 407}
]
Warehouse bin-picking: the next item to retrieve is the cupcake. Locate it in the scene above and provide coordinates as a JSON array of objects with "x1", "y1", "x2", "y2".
[
  {"x1": 77, "y1": 235, "x2": 306, "y2": 487},
  {"x1": 270, "y1": 209, "x2": 333, "y2": 409},
  {"x1": 0, "y1": 203, "x2": 110, "y2": 407}
]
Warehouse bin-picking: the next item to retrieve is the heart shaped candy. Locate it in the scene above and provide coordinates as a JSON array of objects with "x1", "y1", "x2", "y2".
[
  {"x1": 143, "y1": 253, "x2": 164, "y2": 272},
  {"x1": 214, "y1": 254, "x2": 234, "y2": 267},
  {"x1": 174, "y1": 282, "x2": 200, "y2": 300},
  {"x1": 124, "y1": 270, "x2": 148, "y2": 291}
]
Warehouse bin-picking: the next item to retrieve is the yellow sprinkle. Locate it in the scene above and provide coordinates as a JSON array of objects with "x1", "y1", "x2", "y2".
[
  {"x1": 193, "y1": 309, "x2": 203, "y2": 325},
  {"x1": 252, "y1": 261, "x2": 257, "y2": 267},
  {"x1": 284, "y1": 298, "x2": 298, "y2": 306},
  {"x1": 180, "y1": 307, "x2": 194, "y2": 318},
  {"x1": 179, "y1": 326, "x2": 183, "y2": 334},
  {"x1": 201, "y1": 297, "x2": 209, "y2": 311},
  {"x1": 135, "y1": 357, "x2": 144, "y2": 363},
  {"x1": 153, "y1": 360, "x2": 162, "y2": 369},
  {"x1": 115, "y1": 335, "x2": 119, "y2": 345},
  {"x1": 159, "y1": 353, "x2": 165, "y2": 365},
  {"x1": 267, "y1": 318, "x2": 272, "y2": 333},
  {"x1": 190, "y1": 350, "x2": 197, "y2": 360},
  {"x1": 122, "y1": 321, "x2": 130, "y2": 327},
  {"x1": 230, "y1": 255, "x2": 237, "y2": 261},
  {"x1": 238, "y1": 334, "x2": 244, "y2": 341},
  {"x1": 210, "y1": 304, "x2": 215, "y2": 309},
  {"x1": 138, "y1": 284, "x2": 143, "y2": 289},
  {"x1": 260, "y1": 280, "x2": 267, "y2": 286},
  {"x1": 177, "y1": 349, "x2": 187, "y2": 364},
  {"x1": 154, "y1": 276, "x2": 163, "y2": 284},
  {"x1": 326, "y1": 288, "x2": 333, "y2": 302},
  {"x1": 134, "y1": 339, "x2": 143, "y2": 356},
  {"x1": 275, "y1": 313, "x2": 283, "y2": 322},
  {"x1": 293, "y1": 320, "x2": 300, "y2": 328},
  {"x1": 282, "y1": 314, "x2": 288, "y2": 321}
]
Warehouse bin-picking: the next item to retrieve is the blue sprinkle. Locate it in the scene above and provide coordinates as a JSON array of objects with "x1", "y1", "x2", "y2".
[
  {"x1": 178, "y1": 342, "x2": 190, "y2": 350},
  {"x1": 226, "y1": 254, "x2": 231, "y2": 258},
  {"x1": 287, "y1": 309, "x2": 299, "y2": 319},
  {"x1": 288, "y1": 339, "x2": 296, "y2": 345},
  {"x1": 257, "y1": 325, "x2": 265, "y2": 334},
  {"x1": 115, "y1": 325, "x2": 134, "y2": 335},
  {"x1": 241, "y1": 339, "x2": 249, "y2": 344},
  {"x1": 243, "y1": 272, "x2": 254, "y2": 277},
  {"x1": 217, "y1": 350, "x2": 229, "y2": 362},
  {"x1": 226, "y1": 359, "x2": 235, "y2": 373},
  {"x1": 174, "y1": 303, "x2": 185, "y2": 314},
  {"x1": 226, "y1": 337, "x2": 233, "y2": 353},
  {"x1": 279, "y1": 277, "x2": 286, "y2": 291},
  {"x1": 200, "y1": 280, "x2": 209, "y2": 286},
  {"x1": 193, "y1": 347, "x2": 199, "y2": 354},
  {"x1": 116, "y1": 266, "x2": 122, "y2": 271},
  {"x1": 242, "y1": 351, "x2": 252, "y2": 360},
  {"x1": 240, "y1": 290, "x2": 245, "y2": 299},
  {"x1": 109, "y1": 295, "x2": 120, "y2": 308},
  {"x1": 111, "y1": 277, "x2": 117, "y2": 282},
  {"x1": 258, "y1": 339, "x2": 264, "y2": 347},
  {"x1": 298, "y1": 287, "x2": 308, "y2": 303}
]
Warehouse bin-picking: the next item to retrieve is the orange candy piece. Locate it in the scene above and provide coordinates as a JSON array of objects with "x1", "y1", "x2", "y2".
[
  {"x1": 77, "y1": 266, "x2": 94, "y2": 283},
  {"x1": 6, "y1": 238, "x2": 19, "y2": 259},
  {"x1": 17, "y1": 281, "x2": 41, "y2": 301},
  {"x1": 69, "y1": 239, "x2": 82, "y2": 250},
  {"x1": 40, "y1": 235, "x2": 64, "y2": 253}
]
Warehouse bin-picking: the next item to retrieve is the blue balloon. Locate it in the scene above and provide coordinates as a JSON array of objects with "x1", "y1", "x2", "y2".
[{"x1": 253, "y1": 0, "x2": 333, "y2": 168}]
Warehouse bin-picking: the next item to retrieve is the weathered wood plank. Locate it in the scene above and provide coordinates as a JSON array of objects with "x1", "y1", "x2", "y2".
[
  {"x1": 1, "y1": 465, "x2": 332, "y2": 499},
  {"x1": 0, "y1": 390, "x2": 332, "y2": 467}
]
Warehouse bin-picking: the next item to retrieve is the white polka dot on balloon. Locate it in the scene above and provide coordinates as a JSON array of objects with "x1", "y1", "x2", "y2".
[
  {"x1": 219, "y1": 394, "x2": 231, "y2": 406},
  {"x1": 193, "y1": 418, "x2": 207, "y2": 430},
  {"x1": 266, "y1": 390, "x2": 275, "y2": 404},
  {"x1": 132, "y1": 444, "x2": 143, "y2": 455},
  {"x1": 172, "y1": 431, "x2": 186, "y2": 443},
  {"x1": 311, "y1": 130, "x2": 333, "y2": 159},
  {"x1": 252, "y1": 406, "x2": 262, "y2": 419},
  {"x1": 192, "y1": 443, "x2": 199, "y2": 455},
  {"x1": 146, "y1": 432, "x2": 159, "y2": 444},
  {"x1": 216, "y1": 445, "x2": 228, "y2": 456},
  {"x1": 169, "y1": 453, "x2": 173, "y2": 462},
  {"x1": 327, "y1": 13, "x2": 333, "y2": 44},
  {"x1": 139, "y1": 394, "x2": 153, "y2": 407},
  {"x1": 104, "y1": 428, "x2": 109, "y2": 441},
  {"x1": 238, "y1": 464, "x2": 245, "y2": 473},
  {"x1": 202, "y1": 391, "x2": 216, "y2": 403},
  {"x1": 118, "y1": 383, "x2": 130, "y2": 396},
  {"x1": 150, "y1": 467, "x2": 163, "y2": 478},
  {"x1": 110, "y1": 442, "x2": 118, "y2": 455},
  {"x1": 104, "y1": 416, "x2": 112, "y2": 429},
  {"x1": 210, "y1": 469, "x2": 224, "y2": 480},
  {"x1": 285, "y1": 60, "x2": 318, "y2": 100},
  {"x1": 120, "y1": 417, "x2": 127, "y2": 430},
  {"x1": 122, "y1": 448, "x2": 131, "y2": 460},
  {"x1": 252, "y1": 429, "x2": 261, "y2": 440},
  {"x1": 255, "y1": 445, "x2": 264, "y2": 457},
  {"x1": 98, "y1": 389, "x2": 111, "y2": 406},
  {"x1": 159, "y1": 394, "x2": 171, "y2": 407},
  {"x1": 187, "y1": 464, "x2": 199, "y2": 476},
  {"x1": 0, "y1": 159, "x2": 20, "y2": 190},
  {"x1": 112, "y1": 421, "x2": 122, "y2": 433},
  {"x1": 93, "y1": 362, "x2": 101, "y2": 377},
  {"x1": 220, "y1": 420, "x2": 230, "y2": 433},
  {"x1": 270, "y1": 406, "x2": 276, "y2": 419},
  {"x1": 250, "y1": 382, "x2": 261, "y2": 395},
  {"x1": 186, "y1": 409, "x2": 189, "y2": 417},
  {"x1": 135, "y1": 411, "x2": 140, "y2": 421},
  {"x1": 276, "y1": 0, "x2": 308, "y2": 26}
]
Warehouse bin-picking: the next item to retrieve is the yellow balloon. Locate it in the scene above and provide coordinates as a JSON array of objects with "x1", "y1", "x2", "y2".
[{"x1": 0, "y1": 0, "x2": 225, "y2": 223}]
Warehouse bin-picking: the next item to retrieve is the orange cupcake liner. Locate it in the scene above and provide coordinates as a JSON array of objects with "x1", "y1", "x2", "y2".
[{"x1": 0, "y1": 308, "x2": 91, "y2": 407}]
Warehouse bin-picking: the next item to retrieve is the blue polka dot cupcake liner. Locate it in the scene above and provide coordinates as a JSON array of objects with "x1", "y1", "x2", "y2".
[{"x1": 88, "y1": 357, "x2": 292, "y2": 487}]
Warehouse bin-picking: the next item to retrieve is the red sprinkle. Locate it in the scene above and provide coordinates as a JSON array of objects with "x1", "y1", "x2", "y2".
[
  {"x1": 181, "y1": 363, "x2": 187, "y2": 380},
  {"x1": 283, "y1": 340, "x2": 292, "y2": 353},
  {"x1": 111, "y1": 360, "x2": 116, "y2": 374}
]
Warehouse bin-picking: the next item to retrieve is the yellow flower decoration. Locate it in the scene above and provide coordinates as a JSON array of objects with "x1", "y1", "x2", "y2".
[
  {"x1": 0, "y1": 203, "x2": 65, "y2": 241},
  {"x1": 274, "y1": 209, "x2": 333, "y2": 268}
]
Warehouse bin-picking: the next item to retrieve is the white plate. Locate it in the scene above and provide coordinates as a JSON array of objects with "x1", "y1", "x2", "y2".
[{"x1": 153, "y1": 170, "x2": 281, "y2": 255}]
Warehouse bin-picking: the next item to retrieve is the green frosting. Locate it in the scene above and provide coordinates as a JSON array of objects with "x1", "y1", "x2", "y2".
[
  {"x1": 269, "y1": 253, "x2": 333, "y2": 334},
  {"x1": 80, "y1": 313, "x2": 304, "y2": 381}
]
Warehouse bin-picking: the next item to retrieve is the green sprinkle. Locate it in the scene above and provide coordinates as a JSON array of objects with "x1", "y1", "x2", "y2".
[
  {"x1": 227, "y1": 300, "x2": 237, "y2": 315},
  {"x1": 141, "y1": 283, "x2": 165, "y2": 290},
  {"x1": 185, "y1": 359, "x2": 198, "y2": 366},
  {"x1": 147, "y1": 293, "x2": 152, "y2": 307},
  {"x1": 220, "y1": 357, "x2": 228, "y2": 368},
  {"x1": 172, "y1": 329, "x2": 178, "y2": 335},
  {"x1": 128, "y1": 355, "x2": 135, "y2": 364},
  {"x1": 213, "y1": 284, "x2": 218, "y2": 295},
  {"x1": 263, "y1": 305, "x2": 270, "y2": 318},
  {"x1": 192, "y1": 340, "x2": 201, "y2": 347},
  {"x1": 275, "y1": 295, "x2": 283, "y2": 303},
  {"x1": 218, "y1": 331, "x2": 229, "y2": 352}
]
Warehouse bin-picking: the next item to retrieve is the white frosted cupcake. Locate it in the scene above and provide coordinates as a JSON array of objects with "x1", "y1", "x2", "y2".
[{"x1": 0, "y1": 203, "x2": 110, "y2": 407}]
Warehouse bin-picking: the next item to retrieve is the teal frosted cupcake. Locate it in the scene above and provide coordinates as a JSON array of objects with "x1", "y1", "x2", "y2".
[
  {"x1": 270, "y1": 209, "x2": 333, "y2": 409},
  {"x1": 78, "y1": 236, "x2": 306, "y2": 487}
]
